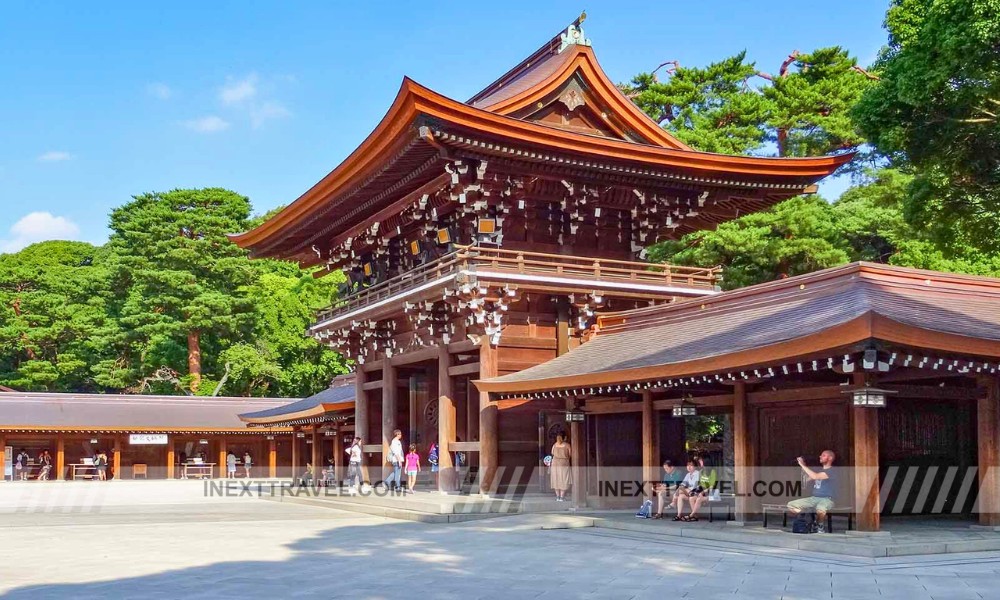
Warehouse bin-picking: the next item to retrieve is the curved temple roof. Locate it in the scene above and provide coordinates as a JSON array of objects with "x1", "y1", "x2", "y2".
[
  {"x1": 239, "y1": 374, "x2": 355, "y2": 426},
  {"x1": 475, "y1": 263, "x2": 1000, "y2": 396},
  {"x1": 230, "y1": 28, "x2": 852, "y2": 262},
  {"x1": 0, "y1": 393, "x2": 295, "y2": 433}
]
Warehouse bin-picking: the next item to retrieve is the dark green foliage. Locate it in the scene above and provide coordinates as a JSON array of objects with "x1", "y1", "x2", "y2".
[
  {"x1": 651, "y1": 169, "x2": 1000, "y2": 289},
  {"x1": 854, "y1": 0, "x2": 1000, "y2": 251},
  {"x1": 622, "y1": 47, "x2": 873, "y2": 164},
  {"x1": 0, "y1": 191, "x2": 348, "y2": 396}
]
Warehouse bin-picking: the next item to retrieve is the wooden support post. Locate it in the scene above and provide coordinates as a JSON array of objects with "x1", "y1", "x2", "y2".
[
  {"x1": 56, "y1": 434, "x2": 65, "y2": 481},
  {"x1": 382, "y1": 360, "x2": 398, "y2": 481},
  {"x1": 166, "y1": 437, "x2": 175, "y2": 480},
  {"x1": 733, "y1": 382, "x2": 756, "y2": 522},
  {"x1": 570, "y1": 412, "x2": 586, "y2": 507},
  {"x1": 113, "y1": 435, "x2": 122, "y2": 481},
  {"x1": 311, "y1": 427, "x2": 321, "y2": 480},
  {"x1": 291, "y1": 429, "x2": 299, "y2": 478},
  {"x1": 355, "y1": 369, "x2": 370, "y2": 485},
  {"x1": 642, "y1": 391, "x2": 656, "y2": 502},
  {"x1": 0, "y1": 435, "x2": 5, "y2": 482},
  {"x1": 333, "y1": 427, "x2": 343, "y2": 481},
  {"x1": 219, "y1": 438, "x2": 227, "y2": 479},
  {"x1": 408, "y1": 375, "x2": 418, "y2": 446},
  {"x1": 268, "y1": 437, "x2": 277, "y2": 478},
  {"x1": 978, "y1": 376, "x2": 1000, "y2": 526},
  {"x1": 555, "y1": 297, "x2": 570, "y2": 357},
  {"x1": 853, "y1": 372, "x2": 880, "y2": 531},
  {"x1": 479, "y1": 340, "x2": 499, "y2": 495},
  {"x1": 438, "y1": 343, "x2": 456, "y2": 493}
]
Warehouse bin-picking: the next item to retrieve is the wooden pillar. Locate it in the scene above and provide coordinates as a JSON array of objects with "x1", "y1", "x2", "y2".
[
  {"x1": 570, "y1": 411, "x2": 586, "y2": 507},
  {"x1": 852, "y1": 372, "x2": 880, "y2": 531},
  {"x1": 732, "y1": 382, "x2": 756, "y2": 522},
  {"x1": 355, "y1": 369, "x2": 370, "y2": 485},
  {"x1": 479, "y1": 340, "x2": 499, "y2": 494},
  {"x1": 165, "y1": 437, "x2": 175, "y2": 480},
  {"x1": 311, "y1": 427, "x2": 321, "y2": 479},
  {"x1": 112, "y1": 435, "x2": 122, "y2": 481},
  {"x1": 290, "y1": 428, "x2": 299, "y2": 476},
  {"x1": 641, "y1": 391, "x2": 656, "y2": 502},
  {"x1": 218, "y1": 438, "x2": 227, "y2": 479},
  {"x1": 978, "y1": 376, "x2": 1000, "y2": 526},
  {"x1": 555, "y1": 297, "x2": 570, "y2": 357},
  {"x1": 408, "y1": 375, "x2": 418, "y2": 445},
  {"x1": 56, "y1": 434, "x2": 65, "y2": 480},
  {"x1": 382, "y1": 360, "x2": 398, "y2": 481},
  {"x1": 332, "y1": 427, "x2": 343, "y2": 481},
  {"x1": 0, "y1": 435, "x2": 5, "y2": 482},
  {"x1": 268, "y1": 437, "x2": 277, "y2": 478},
  {"x1": 438, "y1": 344, "x2": 456, "y2": 493}
]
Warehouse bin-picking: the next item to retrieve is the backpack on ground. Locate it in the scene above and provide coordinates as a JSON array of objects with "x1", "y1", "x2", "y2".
[
  {"x1": 635, "y1": 499, "x2": 653, "y2": 519},
  {"x1": 791, "y1": 515, "x2": 812, "y2": 534}
]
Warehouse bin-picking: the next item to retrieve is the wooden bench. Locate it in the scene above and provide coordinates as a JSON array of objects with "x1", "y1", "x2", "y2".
[
  {"x1": 762, "y1": 503, "x2": 853, "y2": 533},
  {"x1": 705, "y1": 493, "x2": 735, "y2": 523},
  {"x1": 132, "y1": 463, "x2": 148, "y2": 479}
]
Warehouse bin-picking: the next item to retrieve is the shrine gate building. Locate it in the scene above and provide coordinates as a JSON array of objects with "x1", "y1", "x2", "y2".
[{"x1": 231, "y1": 18, "x2": 848, "y2": 493}]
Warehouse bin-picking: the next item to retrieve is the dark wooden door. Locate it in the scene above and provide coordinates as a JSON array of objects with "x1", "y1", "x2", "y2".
[
  {"x1": 758, "y1": 401, "x2": 850, "y2": 467},
  {"x1": 879, "y1": 398, "x2": 975, "y2": 515}
]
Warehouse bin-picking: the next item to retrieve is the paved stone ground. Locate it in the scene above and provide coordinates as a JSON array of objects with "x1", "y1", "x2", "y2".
[{"x1": 2, "y1": 483, "x2": 1000, "y2": 599}]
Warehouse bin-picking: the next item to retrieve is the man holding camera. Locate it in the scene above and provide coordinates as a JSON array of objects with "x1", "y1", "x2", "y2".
[{"x1": 787, "y1": 450, "x2": 837, "y2": 533}]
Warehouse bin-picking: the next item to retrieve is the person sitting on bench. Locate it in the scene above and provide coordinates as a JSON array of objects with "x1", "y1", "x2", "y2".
[
  {"x1": 672, "y1": 460, "x2": 702, "y2": 521},
  {"x1": 299, "y1": 463, "x2": 314, "y2": 486},
  {"x1": 653, "y1": 460, "x2": 683, "y2": 519},
  {"x1": 787, "y1": 450, "x2": 837, "y2": 533}
]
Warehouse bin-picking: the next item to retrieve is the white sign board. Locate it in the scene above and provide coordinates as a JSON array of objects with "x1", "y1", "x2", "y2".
[
  {"x1": 3, "y1": 446, "x2": 11, "y2": 480},
  {"x1": 129, "y1": 434, "x2": 168, "y2": 445}
]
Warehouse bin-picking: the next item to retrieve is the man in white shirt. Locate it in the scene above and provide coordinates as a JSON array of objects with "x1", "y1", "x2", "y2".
[
  {"x1": 346, "y1": 436, "x2": 363, "y2": 494},
  {"x1": 383, "y1": 429, "x2": 404, "y2": 492}
]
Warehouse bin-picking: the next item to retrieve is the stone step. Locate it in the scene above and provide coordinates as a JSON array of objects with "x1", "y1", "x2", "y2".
[{"x1": 263, "y1": 493, "x2": 508, "y2": 524}]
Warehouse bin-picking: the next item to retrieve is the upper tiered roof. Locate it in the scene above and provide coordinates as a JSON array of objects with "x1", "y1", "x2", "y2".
[{"x1": 231, "y1": 17, "x2": 851, "y2": 265}]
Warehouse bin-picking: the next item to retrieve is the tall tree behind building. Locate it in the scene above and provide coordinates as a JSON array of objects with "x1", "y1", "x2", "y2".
[
  {"x1": 106, "y1": 188, "x2": 255, "y2": 393},
  {"x1": 854, "y1": 0, "x2": 1000, "y2": 252}
]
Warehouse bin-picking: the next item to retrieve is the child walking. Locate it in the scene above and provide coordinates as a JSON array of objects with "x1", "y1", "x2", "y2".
[{"x1": 404, "y1": 444, "x2": 421, "y2": 494}]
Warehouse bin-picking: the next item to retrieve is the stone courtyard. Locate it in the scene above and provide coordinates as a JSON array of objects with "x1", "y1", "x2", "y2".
[{"x1": 1, "y1": 482, "x2": 1000, "y2": 599}]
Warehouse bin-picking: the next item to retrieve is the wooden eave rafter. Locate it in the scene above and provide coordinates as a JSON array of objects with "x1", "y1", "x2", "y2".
[{"x1": 230, "y1": 77, "x2": 852, "y2": 259}]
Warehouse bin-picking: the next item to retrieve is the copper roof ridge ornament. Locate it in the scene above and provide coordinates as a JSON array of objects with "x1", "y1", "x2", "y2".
[{"x1": 558, "y1": 12, "x2": 591, "y2": 53}]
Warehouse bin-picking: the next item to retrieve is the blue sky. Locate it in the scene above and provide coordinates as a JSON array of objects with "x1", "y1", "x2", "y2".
[{"x1": 0, "y1": 1, "x2": 891, "y2": 252}]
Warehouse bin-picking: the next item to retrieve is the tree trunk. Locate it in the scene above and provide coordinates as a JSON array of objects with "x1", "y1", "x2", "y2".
[{"x1": 187, "y1": 329, "x2": 202, "y2": 392}]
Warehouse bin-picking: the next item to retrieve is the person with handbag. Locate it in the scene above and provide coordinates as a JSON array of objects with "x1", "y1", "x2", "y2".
[
  {"x1": 15, "y1": 449, "x2": 29, "y2": 481},
  {"x1": 383, "y1": 429, "x2": 404, "y2": 492}
]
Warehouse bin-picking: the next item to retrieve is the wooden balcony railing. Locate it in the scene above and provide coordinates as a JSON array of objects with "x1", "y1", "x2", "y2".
[{"x1": 315, "y1": 245, "x2": 720, "y2": 324}]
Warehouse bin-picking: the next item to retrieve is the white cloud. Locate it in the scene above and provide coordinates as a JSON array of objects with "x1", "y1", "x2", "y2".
[
  {"x1": 37, "y1": 151, "x2": 72, "y2": 162},
  {"x1": 147, "y1": 82, "x2": 173, "y2": 100},
  {"x1": 0, "y1": 212, "x2": 82, "y2": 253},
  {"x1": 183, "y1": 115, "x2": 231, "y2": 133},
  {"x1": 249, "y1": 101, "x2": 291, "y2": 128},
  {"x1": 220, "y1": 73, "x2": 258, "y2": 105}
]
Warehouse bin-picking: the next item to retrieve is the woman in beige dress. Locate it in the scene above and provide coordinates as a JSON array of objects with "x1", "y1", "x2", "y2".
[{"x1": 549, "y1": 433, "x2": 572, "y2": 501}]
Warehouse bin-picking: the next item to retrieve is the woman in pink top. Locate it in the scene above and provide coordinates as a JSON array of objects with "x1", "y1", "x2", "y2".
[{"x1": 404, "y1": 444, "x2": 421, "y2": 494}]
